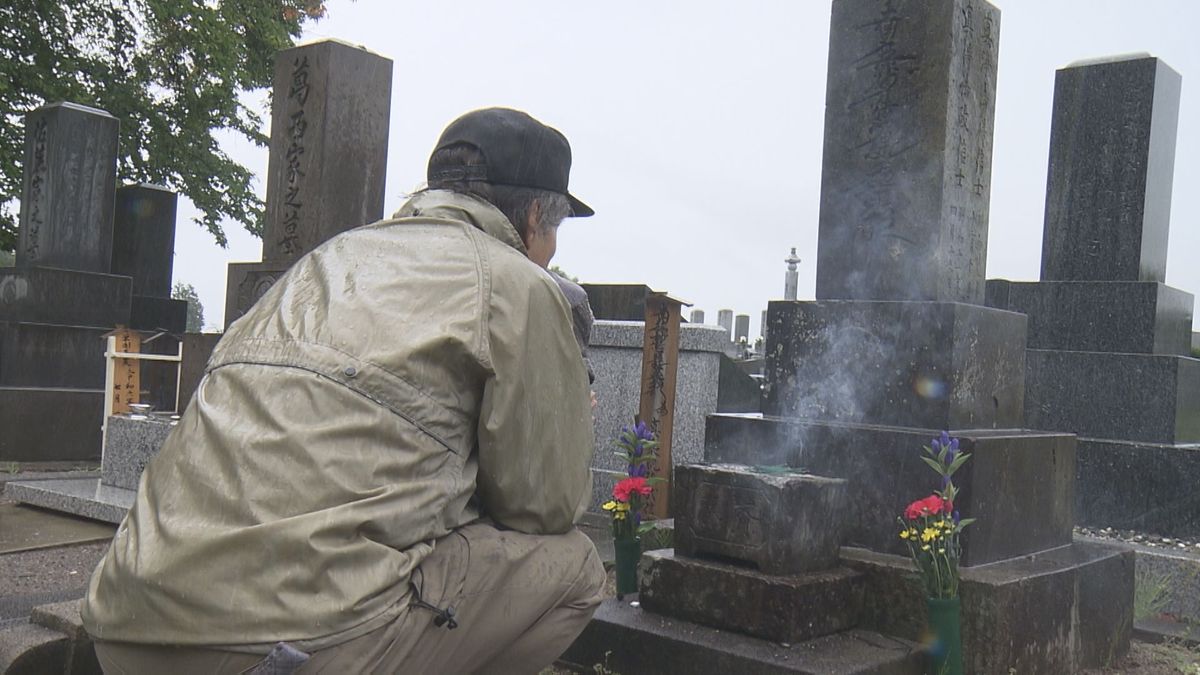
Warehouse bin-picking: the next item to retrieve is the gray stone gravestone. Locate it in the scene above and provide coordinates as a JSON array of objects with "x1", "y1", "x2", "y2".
[
  {"x1": 689, "y1": 308, "x2": 705, "y2": 324},
  {"x1": 225, "y1": 39, "x2": 393, "y2": 327},
  {"x1": 571, "y1": 2, "x2": 1133, "y2": 673},
  {"x1": 733, "y1": 314, "x2": 749, "y2": 343},
  {"x1": 112, "y1": 184, "x2": 187, "y2": 333},
  {"x1": 986, "y1": 55, "x2": 1200, "y2": 538},
  {"x1": 716, "y1": 309, "x2": 733, "y2": 339},
  {"x1": 0, "y1": 102, "x2": 131, "y2": 462}
]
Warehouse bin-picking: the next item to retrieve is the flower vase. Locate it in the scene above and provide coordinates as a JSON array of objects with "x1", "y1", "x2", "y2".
[
  {"x1": 926, "y1": 596, "x2": 963, "y2": 675},
  {"x1": 614, "y1": 536, "x2": 641, "y2": 597}
]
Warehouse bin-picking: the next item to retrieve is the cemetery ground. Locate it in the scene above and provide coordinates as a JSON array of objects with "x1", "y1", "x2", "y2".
[{"x1": 2, "y1": 465, "x2": 1199, "y2": 674}]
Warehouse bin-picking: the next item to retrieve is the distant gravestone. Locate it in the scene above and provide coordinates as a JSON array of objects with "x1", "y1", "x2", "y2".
[
  {"x1": 111, "y1": 184, "x2": 178, "y2": 298},
  {"x1": 816, "y1": 0, "x2": 998, "y2": 303},
  {"x1": 689, "y1": 309, "x2": 705, "y2": 324},
  {"x1": 716, "y1": 309, "x2": 733, "y2": 339},
  {"x1": 734, "y1": 314, "x2": 749, "y2": 343},
  {"x1": 226, "y1": 39, "x2": 393, "y2": 327},
  {"x1": 1040, "y1": 55, "x2": 1181, "y2": 283},
  {"x1": 16, "y1": 103, "x2": 119, "y2": 274}
]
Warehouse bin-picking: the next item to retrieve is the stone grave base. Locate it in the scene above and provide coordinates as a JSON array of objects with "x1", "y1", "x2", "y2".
[
  {"x1": 1077, "y1": 437, "x2": 1200, "y2": 538},
  {"x1": 705, "y1": 414, "x2": 1075, "y2": 565},
  {"x1": 3, "y1": 478, "x2": 132, "y2": 524},
  {"x1": 1025, "y1": 349, "x2": 1200, "y2": 445},
  {"x1": 638, "y1": 550, "x2": 863, "y2": 643},
  {"x1": 561, "y1": 598, "x2": 923, "y2": 675},
  {"x1": 0, "y1": 388, "x2": 103, "y2": 462},
  {"x1": 844, "y1": 540, "x2": 1133, "y2": 674}
]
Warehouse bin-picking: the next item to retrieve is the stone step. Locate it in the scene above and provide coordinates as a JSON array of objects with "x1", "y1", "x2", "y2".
[
  {"x1": 0, "y1": 622, "x2": 69, "y2": 674},
  {"x1": 561, "y1": 598, "x2": 922, "y2": 675}
]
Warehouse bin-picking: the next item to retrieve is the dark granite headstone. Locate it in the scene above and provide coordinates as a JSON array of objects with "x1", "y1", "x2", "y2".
[
  {"x1": 1040, "y1": 55, "x2": 1181, "y2": 283},
  {"x1": 262, "y1": 39, "x2": 392, "y2": 265},
  {"x1": 816, "y1": 0, "x2": 999, "y2": 303},
  {"x1": 111, "y1": 184, "x2": 178, "y2": 298},
  {"x1": 16, "y1": 102, "x2": 119, "y2": 274},
  {"x1": 581, "y1": 284, "x2": 653, "y2": 322},
  {"x1": 224, "y1": 40, "x2": 393, "y2": 326},
  {"x1": 0, "y1": 267, "x2": 130, "y2": 326}
]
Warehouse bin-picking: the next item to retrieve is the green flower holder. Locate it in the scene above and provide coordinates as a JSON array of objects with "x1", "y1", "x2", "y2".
[
  {"x1": 614, "y1": 536, "x2": 641, "y2": 597},
  {"x1": 926, "y1": 596, "x2": 963, "y2": 675}
]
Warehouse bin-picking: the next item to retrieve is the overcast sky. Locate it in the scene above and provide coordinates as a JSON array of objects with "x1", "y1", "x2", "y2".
[{"x1": 172, "y1": 1, "x2": 1200, "y2": 335}]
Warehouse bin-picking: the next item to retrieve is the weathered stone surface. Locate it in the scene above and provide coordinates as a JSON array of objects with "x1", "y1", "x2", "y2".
[
  {"x1": 0, "y1": 388, "x2": 103, "y2": 462},
  {"x1": 816, "y1": 0, "x2": 999, "y2": 303},
  {"x1": 673, "y1": 464, "x2": 847, "y2": 574},
  {"x1": 110, "y1": 184, "x2": 178, "y2": 298},
  {"x1": 224, "y1": 261, "x2": 289, "y2": 328},
  {"x1": 16, "y1": 102, "x2": 119, "y2": 274},
  {"x1": 843, "y1": 540, "x2": 1133, "y2": 675},
  {"x1": 716, "y1": 353, "x2": 761, "y2": 413},
  {"x1": 986, "y1": 279, "x2": 1194, "y2": 356},
  {"x1": 128, "y1": 295, "x2": 187, "y2": 334},
  {"x1": 705, "y1": 415, "x2": 1075, "y2": 566},
  {"x1": 261, "y1": 40, "x2": 392, "y2": 265},
  {"x1": 763, "y1": 300, "x2": 1027, "y2": 430},
  {"x1": 0, "y1": 323, "x2": 109, "y2": 389},
  {"x1": 3, "y1": 477, "x2": 131, "y2": 524},
  {"x1": 101, "y1": 416, "x2": 174, "y2": 490},
  {"x1": 1041, "y1": 56, "x2": 1181, "y2": 283},
  {"x1": 562, "y1": 599, "x2": 922, "y2": 675},
  {"x1": 177, "y1": 333, "x2": 221, "y2": 414},
  {"x1": 1076, "y1": 437, "x2": 1200, "y2": 537},
  {"x1": 1025, "y1": 349, "x2": 1200, "y2": 444},
  {"x1": 0, "y1": 622, "x2": 70, "y2": 675},
  {"x1": 639, "y1": 550, "x2": 863, "y2": 643},
  {"x1": 581, "y1": 284, "x2": 654, "y2": 322},
  {"x1": 0, "y1": 267, "x2": 131, "y2": 327}
]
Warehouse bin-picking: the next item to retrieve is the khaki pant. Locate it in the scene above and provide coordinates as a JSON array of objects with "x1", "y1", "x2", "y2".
[{"x1": 94, "y1": 523, "x2": 605, "y2": 675}]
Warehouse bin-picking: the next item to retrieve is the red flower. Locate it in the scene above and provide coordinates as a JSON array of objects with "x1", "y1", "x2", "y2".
[
  {"x1": 613, "y1": 477, "x2": 652, "y2": 502},
  {"x1": 904, "y1": 494, "x2": 945, "y2": 520}
]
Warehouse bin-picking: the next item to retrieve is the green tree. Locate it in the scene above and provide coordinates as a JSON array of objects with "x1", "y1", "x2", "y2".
[
  {"x1": 172, "y1": 281, "x2": 204, "y2": 333},
  {"x1": 0, "y1": 0, "x2": 334, "y2": 253}
]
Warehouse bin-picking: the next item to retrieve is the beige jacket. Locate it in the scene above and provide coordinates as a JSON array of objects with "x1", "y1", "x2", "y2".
[{"x1": 82, "y1": 190, "x2": 595, "y2": 649}]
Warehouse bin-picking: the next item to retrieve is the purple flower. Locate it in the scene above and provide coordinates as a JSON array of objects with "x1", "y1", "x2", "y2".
[
  {"x1": 953, "y1": 510, "x2": 960, "y2": 525},
  {"x1": 947, "y1": 437, "x2": 959, "y2": 463},
  {"x1": 941, "y1": 474, "x2": 951, "y2": 489},
  {"x1": 634, "y1": 420, "x2": 654, "y2": 442},
  {"x1": 939, "y1": 430, "x2": 951, "y2": 447}
]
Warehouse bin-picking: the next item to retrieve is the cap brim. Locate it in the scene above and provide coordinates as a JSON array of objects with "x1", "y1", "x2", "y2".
[{"x1": 567, "y1": 193, "x2": 594, "y2": 218}]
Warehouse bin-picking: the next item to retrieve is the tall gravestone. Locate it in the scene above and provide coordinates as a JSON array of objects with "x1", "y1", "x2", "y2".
[
  {"x1": 225, "y1": 39, "x2": 392, "y2": 327},
  {"x1": 0, "y1": 102, "x2": 133, "y2": 461},
  {"x1": 987, "y1": 55, "x2": 1199, "y2": 537},
  {"x1": 112, "y1": 183, "x2": 188, "y2": 334},
  {"x1": 600, "y1": 2, "x2": 1134, "y2": 673}
]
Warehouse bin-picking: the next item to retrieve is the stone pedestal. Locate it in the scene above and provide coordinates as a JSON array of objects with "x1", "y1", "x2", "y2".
[
  {"x1": 987, "y1": 279, "x2": 1193, "y2": 356},
  {"x1": 1076, "y1": 438, "x2": 1200, "y2": 537},
  {"x1": 763, "y1": 301, "x2": 1028, "y2": 430},
  {"x1": 1026, "y1": 350, "x2": 1200, "y2": 445},
  {"x1": 224, "y1": 261, "x2": 290, "y2": 328},
  {"x1": 0, "y1": 388, "x2": 103, "y2": 462},
  {"x1": 705, "y1": 415, "x2": 1075, "y2": 567}
]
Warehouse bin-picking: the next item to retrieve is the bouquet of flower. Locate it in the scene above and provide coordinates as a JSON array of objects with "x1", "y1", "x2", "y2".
[
  {"x1": 602, "y1": 419, "x2": 660, "y2": 540},
  {"x1": 897, "y1": 432, "x2": 975, "y2": 599}
]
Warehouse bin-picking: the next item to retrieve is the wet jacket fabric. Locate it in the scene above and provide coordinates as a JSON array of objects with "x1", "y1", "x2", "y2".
[{"x1": 81, "y1": 190, "x2": 595, "y2": 650}]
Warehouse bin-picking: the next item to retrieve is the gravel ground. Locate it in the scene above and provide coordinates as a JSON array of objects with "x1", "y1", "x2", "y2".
[
  {"x1": 1077, "y1": 526, "x2": 1200, "y2": 556},
  {"x1": 0, "y1": 540, "x2": 108, "y2": 598}
]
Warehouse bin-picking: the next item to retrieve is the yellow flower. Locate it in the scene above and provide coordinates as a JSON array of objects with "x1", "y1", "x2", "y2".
[
  {"x1": 921, "y1": 544, "x2": 931, "y2": 551},
  {"x1": 614, "y1": 511, "x2": 627, "y2": 521},
  {"x1": 921, "y1": 527, "x2": 938, "y2": 543},
  {"x1": 899, "y1": 529, "x2": 911, "y2": 540},
  {"x1": 602, "y1": 501, "x2": 617, "y2": 511},
  {"x1": 615, "y1": 502, "x2": 630, "y2": 511},
  {"x1": 938, "y1": 548, "x2": 946, "y2": 554}
]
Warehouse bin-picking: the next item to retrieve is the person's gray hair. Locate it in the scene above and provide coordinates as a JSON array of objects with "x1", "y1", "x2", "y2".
[{"x1": 428, "y1": 143, "x2": 571, "y2": 237}]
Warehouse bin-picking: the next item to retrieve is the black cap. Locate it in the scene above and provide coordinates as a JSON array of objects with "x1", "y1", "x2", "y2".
[{"x1": 429, "y1": 108, "x2": 593, "y2": 217}]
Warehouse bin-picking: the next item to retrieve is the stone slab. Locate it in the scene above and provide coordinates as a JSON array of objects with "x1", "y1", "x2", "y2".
[
  {"x1": 0, "y1": 267, "x2": 131, "y2": 327},
  {"x1": 178, "y1": 333, "x2": 221, "y2": 414},
  {"x1": 16, "y1": 102, "x2": 119, "y2": 274},
  {"x1": 843, "y1": 540, "x2": 1133, "y2": 675},
  {"x1": 1075, "y1": 437, "x2": 1200, "y2": 537},
  {"x1": 0, "y1": 388, "x2": 103, "y2": 462},
  {"x1": 0, "y1": 322, "x2": 109, "y2": 389},
  {"x1": 717, "y1": 353, "x2": 762, "y2": 413},
  {"x1": 1026, "y1": 349, "x2": 1200, "y2": 444},
  {"x1": 762, "y1": 300, "x2": 1027, "y2": 430},
  {"x1": 986, "y1": 279, "x2": 1194, "y2": 356},
  {"x1": 0, "y1": 502, "x2": 114, "y2": 555},
  {"x1": 0, "y1": 622, "x2": 70, "y2": 675},
  {"x1": 589, "y1": 321, "x2": 723, "y2": 481},
  {"x1": 100, "y1": 415, "x2": 174, "y2": 490},
  {"x1": 1041, "y1": 56, "x2": 1181, "y2": 283},
  {"x1": 673, "y1": 463, "x2": 847, "y2": 574},
  {"x1": 224, "y1": 261, "x2": 289, "y2": 328},
  {"x1": 638, "y1": 550, "x2": 863, "y2": 643},
  {"x1": 111, "y1": 184, "x2": 178, "y2": 298},
  {"x1": 128, "y1": 295, "x2": 187, "y2": 334},
  {"x1": 262, "y1": 40, "x2": 392, "y2": 265},
  {"x1": 561, "y1": 599, "x2": 922, "y2": 675},
  {"x1": 816, "y1": 0, "x2": 999, "y2": 304},
  {"x1": 705, "y1": 415, "x2": 1075, "y2": 566},
  {"x1": 3, "y1": 478, "x2": 133, "y2": 524}
]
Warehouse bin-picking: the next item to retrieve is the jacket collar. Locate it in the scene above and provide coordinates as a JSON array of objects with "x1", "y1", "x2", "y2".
[{"x1": 393, "y1": 190, "x2": 528, "y2": 255}]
